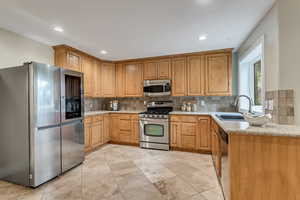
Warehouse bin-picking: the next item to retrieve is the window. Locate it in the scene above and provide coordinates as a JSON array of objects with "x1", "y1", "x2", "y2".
[{"x1": 238, "y1": 37, "x2": 264, "y2": 114}]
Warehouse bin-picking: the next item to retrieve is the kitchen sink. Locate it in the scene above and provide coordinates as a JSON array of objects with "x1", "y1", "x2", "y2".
[{"x1": 216, "y1": 113, "x2": 245, "y2": 121}]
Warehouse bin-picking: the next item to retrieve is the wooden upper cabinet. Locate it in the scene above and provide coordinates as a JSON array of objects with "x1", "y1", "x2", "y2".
[
  {"x1": 116, "y1": 63, "x2": 125, "y2": 97},
  {"x1": 157, "y1": 59, "x2": 171, "y2": 80},
  {"x1": 206, "y1": 53, "x2": 232, "y2": 96},
  {"x1": 144, "y1": 61, "x2": 157, "y2": 80},
  {"x1": 101, "y1": 62, "x2": 116, "y2": 97},
  {"x1": 82, "y1": 56, "x2": 94, "y2": 97},
  {"x1": 187, "y1": 56, "x2": 205, "y2": 96},
  {"x1": 124, "y1": 63, "x2": 143, "y2": 97},
  {"x1": 53, "y1": 46, "x2": 82, "y2": 72},
  {"x1": 172, "y1": 57, "x2": 187, "y2": 96},
  {"x1": 66, "y1": 51, "x2": 82, "y2": 72},
  {"x1": 143, "y1": 59, "x2": 171, "y2": 80},
  {"x1": 94, "y1": 60, "x2": 102, "y2": 97}
]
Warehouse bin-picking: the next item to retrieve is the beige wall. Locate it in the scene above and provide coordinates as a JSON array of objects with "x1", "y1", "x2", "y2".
[
  {"x1": 237, "y1": 3, "x2": 279, "y2": 91},
  {"x1": 0, "y1": 28, "x2": 53, "y2": 68},
  {"x1": 278, "y1": 0, "x2": 300, "y2": 124}
]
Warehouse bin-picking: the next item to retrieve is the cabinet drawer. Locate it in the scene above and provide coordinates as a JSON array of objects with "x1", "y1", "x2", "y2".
[
  {"x1": 181, "y1": 116, "x2": 198, "y2": 123},
  {"x1": 93, "y1": 115, "x2": 104, "y2": 122},
  {"x1": 84, "y1": 116, "x2": 93, "y2": 124},
  {"x1": 131, "y1": 114, "x2": 139, "y2": 121},
  {"x1": 119, "y1": 115, "x2": 131, "y2": 120},
  {"x1": 171, "y1": 115, "x2": 182, "y2": 122}
]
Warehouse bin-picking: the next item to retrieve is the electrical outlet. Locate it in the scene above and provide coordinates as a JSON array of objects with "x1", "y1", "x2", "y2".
[
  {"x1": 269, "y1": 100, "x2": 274, "y2": 110},
  {"x1": 200, "y1": 100, "x2": 205, "y2": 106}
]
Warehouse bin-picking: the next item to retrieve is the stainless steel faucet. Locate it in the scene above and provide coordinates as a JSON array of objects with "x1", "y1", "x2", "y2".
[{"x1": 234, "y1": 95, "x2": 253, "y2": 113}]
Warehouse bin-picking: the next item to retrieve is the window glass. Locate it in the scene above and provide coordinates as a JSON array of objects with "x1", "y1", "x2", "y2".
[
  {"x1": 253, "y1": 60, "x2": 262, "y2": 105},
  {"x1": 144, "y1": 124, "x2": 164, "y2": 137}
]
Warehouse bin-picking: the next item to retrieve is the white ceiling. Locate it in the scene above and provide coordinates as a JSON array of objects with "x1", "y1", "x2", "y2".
[{"x1": 0, "y1": 0, "x2": 275, "y2": 61}]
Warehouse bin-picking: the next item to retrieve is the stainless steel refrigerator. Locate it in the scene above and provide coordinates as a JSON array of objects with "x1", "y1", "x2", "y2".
[{"x1": 0, "y1": 62, "x2": 84, "y2": 187}]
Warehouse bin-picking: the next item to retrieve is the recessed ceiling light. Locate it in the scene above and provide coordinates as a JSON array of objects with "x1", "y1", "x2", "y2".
[
  {"x1": 54, "y1": 26, "x2": 64, "y2": 32},
  {"x1": 198, "y1": 35, "x2": 207, "y2": 41},
  {"x1": 100, "y1": 50, "x2": 107, "y2": 55}
]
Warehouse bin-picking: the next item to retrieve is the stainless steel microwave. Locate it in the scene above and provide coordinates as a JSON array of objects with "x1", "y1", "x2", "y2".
[{"x1": 144, "y1": 80, "x2": 171, "y2": 97}]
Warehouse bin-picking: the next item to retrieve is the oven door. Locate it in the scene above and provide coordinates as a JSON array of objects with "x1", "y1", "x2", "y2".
[{"x1": 139, "y1": 118, "x2": 169, "y2": 144}]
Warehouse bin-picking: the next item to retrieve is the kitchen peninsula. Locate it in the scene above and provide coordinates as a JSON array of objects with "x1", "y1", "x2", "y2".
[{"x1": 85, "y1": 110, "x2": 300, "y2": 200}]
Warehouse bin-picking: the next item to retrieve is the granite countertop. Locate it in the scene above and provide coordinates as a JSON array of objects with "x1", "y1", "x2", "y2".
[
  {"x1": 171, "y1": 111, "x2": 300, "y2": 137},
  {"x1": 85, "y1": 110, "x2": 300, "y2": 137},
  {"x1": 85, "y1": 110, "x2": 144, "y2": 116}
]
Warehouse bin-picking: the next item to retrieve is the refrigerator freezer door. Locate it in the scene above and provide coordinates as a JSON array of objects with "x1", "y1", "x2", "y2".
[
  {"x1": 61, "y1": 120, "x2": 84, "y2": 173},
  {"x1": 32, "y1": 126, "x2": 61, "y2": 187},
  {"x1": 34, "y1": 62, "x2": 61, "y2": 128},
  {"x1": 29, "y1": 62, "x2": 62, "y2": 187}
]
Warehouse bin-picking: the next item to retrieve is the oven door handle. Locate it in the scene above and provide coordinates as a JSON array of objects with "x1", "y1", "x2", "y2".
[{"x1": 140, "y1": 119, "x2": 168, "y2": 124}]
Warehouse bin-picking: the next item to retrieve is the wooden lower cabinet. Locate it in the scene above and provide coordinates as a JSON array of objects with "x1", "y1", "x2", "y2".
[
  {"x1": 170, "y1": 122, "x2": 181, "y2": 147},
  {"x1": 170, "y1": 115, "x2": 211, "y2": 152},
  {"x1": 84, "y1": 115, "x2": 107, "y2": 152},
  {"x1": 84, "y1": 117, "x2": 93, "y2": 152},
  {"x1": 110, "y1": 114, "x2": 139, "y2": 145},
  {"x1": 103, "y1": 114, "x2": 110, "y2": 143},
  {"x1": 181, "y1": 122, "x2": 197, "y2": 150},
  {"x1": 131, "y1": 115, "x2": 140, "y2": 144}
]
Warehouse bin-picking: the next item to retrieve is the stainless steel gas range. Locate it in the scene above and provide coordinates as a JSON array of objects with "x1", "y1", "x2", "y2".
[{"x1": 139, "y1": 101, "x2": 173, "y2": 151}]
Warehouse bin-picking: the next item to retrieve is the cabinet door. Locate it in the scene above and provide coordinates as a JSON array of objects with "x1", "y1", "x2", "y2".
[
  {"x1": 116, "y1": 64, "x2": 124, "y2": 97},
  {"x1": 181, "y1": 122, "x2": 197, "y2": 150},
  {"x1": 124, "y1": 63, "x2": 143, "y2": 97},
  {"x1": 206, "y1": 54, "x2": 232, "y2": 96},
  {"x1": 103, "y1": 114, "x2": 110, "y2": 143},
  {"x1": 172, "y1": 57, "x2": 187, "y2": 96},
  {"x1": 110, "y1": 116, "x2": 120, "y2": 142},
  {"x1": 67, "y1": 51, "x2": 82, "y2": 72},
  {"x1": 84, "y1": 122, "x2": 92, "y2": 152},
  {"x1": 131, "y1": 115, "x2": 139, "y2": 144},
  {"x1": 170, "y1": 122, "x2": 181, "y2": 148},
  {"x1": 101, "y1": 62, "x2": 116, "y2": 97},
  {"x1": 91, "y1": 121, "x2": 102, "y2": 148},
  {"x1": 197, "y1": 116, "x2": 211, "y2": 151},
  {"x1": 94, "y1": 60, "x2": 102, "y2": 97},
  {"x1": 187, "y1": 56, "x2": 205, "y2": 96},
  {"x1": 119, "y1": 131, "x2": 131, "y2": 143},
  {"x1": 82, "y1": 56, "x2": 94, "y2": 97},
  {"x1": 144, "y1": 61, "x2": 157, "y2": 80},
  {"x1": 157, "y1": 59, "x2": 171, "y2": 80}
]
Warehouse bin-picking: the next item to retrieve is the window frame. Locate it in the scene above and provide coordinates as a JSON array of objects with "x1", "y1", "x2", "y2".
[{"x1": 238, "y1": 35, "x2": 265, "y2": 114}]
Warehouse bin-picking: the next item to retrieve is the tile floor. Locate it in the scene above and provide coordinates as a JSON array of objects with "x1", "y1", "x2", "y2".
[{"x1": 0, "y1": 144, "x2": 224, "y2": 200}]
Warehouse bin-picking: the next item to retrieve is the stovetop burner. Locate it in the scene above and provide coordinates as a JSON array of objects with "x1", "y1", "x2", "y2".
[
  {"x1": 139, "y1": 101, "x2": 173, "y2": 119},
  {"x1": 140, "y1": 110, "x2": 172, "y2": 115}
]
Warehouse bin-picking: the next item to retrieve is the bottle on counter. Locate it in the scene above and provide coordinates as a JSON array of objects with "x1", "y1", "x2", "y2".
[
  {"x1": 186, "y1": 102, "x2": 192, "y2": 112},
  {"x1": 181, "y1": 102, "x2": 187, "y2": 111}
]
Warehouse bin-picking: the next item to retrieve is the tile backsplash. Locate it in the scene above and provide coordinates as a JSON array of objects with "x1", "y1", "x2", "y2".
[
  {"x1": 265, "y1": 89, "x2": 295, "y2": 125},
  {"x1": 85, "y1": 96, "x2": 236, "y2": 113}
]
